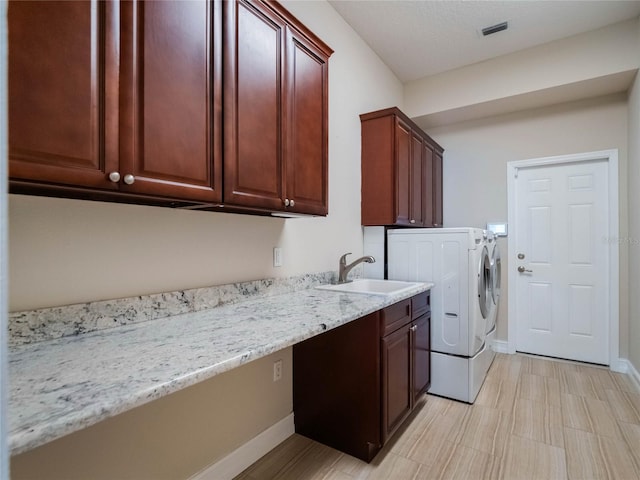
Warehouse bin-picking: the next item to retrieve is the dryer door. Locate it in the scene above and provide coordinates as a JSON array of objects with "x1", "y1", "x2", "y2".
[
  {"x1": 478, "y1": 246, "x2": 492, "y2": 319},
  {"x1": 491, "y1": 244, "x2": 501, "y2": 305}
]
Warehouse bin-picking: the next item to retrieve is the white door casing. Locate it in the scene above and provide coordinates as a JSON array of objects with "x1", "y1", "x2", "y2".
[{"x1": 507, "y1": 150, "x2": 619, "y2": 367}]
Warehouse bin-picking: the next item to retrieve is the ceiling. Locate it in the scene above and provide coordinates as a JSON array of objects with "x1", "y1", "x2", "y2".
[{"x1": 329, "y1": 1, "x2": 640, "y2": 83}]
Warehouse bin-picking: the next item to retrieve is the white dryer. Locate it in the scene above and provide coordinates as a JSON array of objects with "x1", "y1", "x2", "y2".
[
  {"x1": 387, "y1": 227, "x2": 495, "y2": 403},
  {"x1": 487, "y1": 232, "x2": 502, "y2": 336}
]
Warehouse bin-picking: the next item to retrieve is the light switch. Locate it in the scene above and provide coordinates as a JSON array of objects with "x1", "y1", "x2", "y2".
[{"x1": 273, "y1": 247, "x2": 283, "y2": 267}]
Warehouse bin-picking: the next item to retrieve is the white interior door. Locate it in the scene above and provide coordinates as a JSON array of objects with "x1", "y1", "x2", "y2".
[{"x1": 514, "y1": 160, "x2": 609, "y2": 364}]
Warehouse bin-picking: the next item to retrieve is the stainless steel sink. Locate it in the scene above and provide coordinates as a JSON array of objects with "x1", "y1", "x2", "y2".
[{"x1": 315, "y1": 279, "x2": 424, "y2": 297}]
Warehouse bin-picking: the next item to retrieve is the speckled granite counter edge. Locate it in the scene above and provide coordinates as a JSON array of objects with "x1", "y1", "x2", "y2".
[
  {"x1": 9, "y1": 270, "x2": 356, "y2": 346},
  {"x1": 9, "y1": 280, "x2": 432, "y2": 455}
]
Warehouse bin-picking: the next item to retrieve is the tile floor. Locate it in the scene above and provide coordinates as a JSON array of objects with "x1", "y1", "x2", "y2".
[{"x1": 234, "y1": 353, "x2": 640, "y2": 480}]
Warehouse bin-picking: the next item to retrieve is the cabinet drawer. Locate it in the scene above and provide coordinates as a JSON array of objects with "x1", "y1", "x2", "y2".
[
  {"x1": 411, "y1": 291, "x2": 430, "y2": 320},
  {"x1": 381, "y1": 299, "x2": 411, "y2": 336}
]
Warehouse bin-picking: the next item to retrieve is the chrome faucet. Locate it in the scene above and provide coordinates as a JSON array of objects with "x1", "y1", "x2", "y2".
[{"x1": 338, "y1": 252, "x2": 376, "y2": 283}]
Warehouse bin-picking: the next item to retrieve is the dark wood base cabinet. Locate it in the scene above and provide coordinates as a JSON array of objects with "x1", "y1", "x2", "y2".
[{"x1": 293, "y1": 291, "x2": 430, "y2": 462}]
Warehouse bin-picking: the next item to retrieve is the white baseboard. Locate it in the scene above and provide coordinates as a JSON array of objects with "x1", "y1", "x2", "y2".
[
  {"x1": 491, "y1": 340, "x2": 509, "y2": 354},
  {"x1": 613, "y1": 358, "x2": 640, "y2": 392},
  {"x1": 190, "y1": 413, "x2": 295, "y2": 480}
]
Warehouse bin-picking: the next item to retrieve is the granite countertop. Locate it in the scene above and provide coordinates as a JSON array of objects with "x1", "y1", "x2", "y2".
[{"x1": 9, "y1": 282, "x2": 433, "y2": 456}]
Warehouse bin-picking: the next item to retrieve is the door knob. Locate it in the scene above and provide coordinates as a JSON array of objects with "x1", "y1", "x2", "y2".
[
  {"x1": 517, "y1": 266, "x2": 532, "y2": 273},
  {"x1": 108, "y1": 172, "x2": 121, "y2": 183},
  {"x1": 123, "y1": 174, "x2": 135, "y2": 185}
]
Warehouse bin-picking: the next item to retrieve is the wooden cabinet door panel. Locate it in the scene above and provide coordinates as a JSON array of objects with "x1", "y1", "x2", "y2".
[
  {"x1": 433, "y1": 150, "x2": 444, "y2": 226},
  {"x1": 224, "y1": 0, "x2": 286, "y2": 210},
  {"x1": 394, "y1": 118, "x2": 411, "y2": 226},
  {"x1": 9, "y1": 0, "x2": 119, "y2": 189},
  {"x1": 285, "y1": 28, "x2": 328, "y2": 215},
  {"x1": 422, "y1": 143, "x2": 435, "y2": 227},
  {"x1": 382, "y1": 324, "x2": 412, "y2": 443},
  {"x1": 119, "y1": 0, "x2": 221, "y2": 202},
  {"x1": 412, "y1": 313, "x2": 431, "y2": 403},
  {"x1": 410, "y1": 131, "x2": 424, "y2": 226}
]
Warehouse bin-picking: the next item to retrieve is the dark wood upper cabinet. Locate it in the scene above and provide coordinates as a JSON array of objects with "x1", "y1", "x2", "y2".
[
  {"x1": 8, "y1": 0, "x2": 119, "y2": 190},
  {"x1": 361, "y1": 107, "x2": 443, "y2": 227},
  {"x1": 224, "y1": 0, "x2": 332, "y2": 215},
  {"x1": 119, "y1": 0, "x2": 222, "y2": 202},
  {"x1": 9, "y1": 0, "x2": 331, "y2": 216}
]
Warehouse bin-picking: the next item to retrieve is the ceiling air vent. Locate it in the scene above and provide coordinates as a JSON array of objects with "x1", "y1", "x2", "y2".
[{"x1": 482, "y1": 21, "x2": 508, "y2": 36}]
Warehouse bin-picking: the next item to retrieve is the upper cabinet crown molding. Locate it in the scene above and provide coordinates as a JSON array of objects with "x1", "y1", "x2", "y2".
[
  {"x1": 360, "y1": 107, "x2": 443, "y2": 228},
  {"x1": 8, "y1": 0, "x2": 332, "y2": 217}
]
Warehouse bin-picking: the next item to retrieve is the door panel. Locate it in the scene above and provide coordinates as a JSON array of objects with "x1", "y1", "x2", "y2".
[
  {"x1": 433, "y1": 150, "x2": 443, "y2": 227},
  {"x1": 120, "y1": 0, "x2": 221, "y2": 201},
  {"x1": 381, "y1": 325, "x2": 412, "y2": 443},
  {"x1": 285, "y1": 28, "x2": 328, "y2": 215},
  {"x1": 395, "y1": 119, "x2": 411, "y2": 225},
  {"x1": 515, "y1": 161, "x2": 609, "y2": 364},
  {"x1": 224, "y1": 0, "x2": 285, "y2": 210},
  {"x1": 410, "y1": 132, "x2": 424, "y2": 226},
  {"x1": 9, "y1": 0, "x2": 119, "y2": 189},
  {"x1": 412, "y1": 314, "x2": 430, "y2": 403}
]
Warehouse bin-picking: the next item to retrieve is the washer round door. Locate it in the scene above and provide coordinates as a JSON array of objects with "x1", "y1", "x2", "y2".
[
  {"x1": 478, "y1": 246, "x2": 492, "y2": 319},
  {"x1": 491, "y1": 243, "x2": 501, "y2": 305}
]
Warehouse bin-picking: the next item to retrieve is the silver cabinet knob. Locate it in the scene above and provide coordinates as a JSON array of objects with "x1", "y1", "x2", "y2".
[
  {"x1": 123, "y1": 174, "x2": 135, "y2": 185},
  {"x1": 517, "y1": 266, "x2": 532, "y2": 273},
  {"x1": 284, "y1": 198, "x2": 290, "y2": 207},
  {"x1": 410, "y1": 219, "x2": 416, "y2": 224},
  {"x1": 290, "y1": 199, "x2": 295, "y2": 207},
  {"x1": 108, "y1": 171, "x2": 121, "y2": 183}
]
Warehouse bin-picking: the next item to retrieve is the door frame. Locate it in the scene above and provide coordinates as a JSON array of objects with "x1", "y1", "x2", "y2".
[{"x1": 506, "y1": 149, "x2": 619, "y2": 369}]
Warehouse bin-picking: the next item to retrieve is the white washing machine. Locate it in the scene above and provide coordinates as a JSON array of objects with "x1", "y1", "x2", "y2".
[{"x1": 387, "y1": 227, "x2": 495, "y2": 403}]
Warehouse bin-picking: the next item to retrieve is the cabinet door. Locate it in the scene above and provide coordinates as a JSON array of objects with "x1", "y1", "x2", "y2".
[
  {"x1": 119, "y1": 0, "x2": 222, "y2": 202},
  {"x1": 433, "y1": 150, "x2": 444, "y2": 227},
  {"x1": 394, "y1": 118, "x2": 412, "y2": 226},
  {"x1": 285, "y1": 27, "x2": 329, "y2": 215},
  {"x1": 381, "y1": 324, "x2": 412, "y2": 443},
  {"x1": 409, "y1": 131, "x2": 424, "y2": 226},
  {"x1": 224, "y1": 0, "x2": 286, "y2": 211},
  {"x1": 412, "y1": 313, "x2": 431, "y2": 403},
  {"x1": 423, "y1": 143, "x2": 435, "y2": 227},
  {"x1": 8, "y1": 0, "x2": 119, "y2": 189}
]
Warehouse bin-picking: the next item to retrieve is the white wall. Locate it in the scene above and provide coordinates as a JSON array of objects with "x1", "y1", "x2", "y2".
[
  {"x1": 427, "y1": 95, "x2": 629, "y2": 356},
  {"x1": 627, "y1": 25, "x2": 640, "y2": 370},
  {"x1": 8, "y1": 1, "x2": 402, "y2": 312},
  {"x1": 405, "y1": 18, "x2": 639, "y2": 126}
]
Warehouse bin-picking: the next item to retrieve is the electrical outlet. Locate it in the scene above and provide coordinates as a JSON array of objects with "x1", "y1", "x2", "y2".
[
  {"x1": 273, "y1": 359, "x2": 283, "y2": 382},
  {"x1": 273, "y1": 247, "x2": 283, "y2": 267}
]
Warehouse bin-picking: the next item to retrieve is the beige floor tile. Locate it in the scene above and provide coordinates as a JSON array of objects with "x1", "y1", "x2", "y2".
[
  {"x1": 426, "y1": 442, "x2": 500, "y2": 480},
  {"x1": 475, "y1": 377, "x2": 518, "y2": 413},
  {"x1": 618, "y1": 421, "x2": 640, "y2": 472},
  {"x1": 405, "y1": 407, "x2": 466, "y2": 466},
  {"x1": 270, "y1": 440, "x2": 343, "y2": 480},
  {"x1": 498, "y1": 434, "x2": 567, "y2": 480},
  {"x1": 452, "y1": 404, "x2": 511, "y2": 457},
  {"x1": 518, "y1": 372, "x2": 562, "y2": 407},
  {"x1": 611, "y1": 371, "x2": 640, "y2": 393},
  {"x1": 559, "y1": 369, "x2": 608, "y2": 401},
  {"x1": 521, "y1": 356, "x2": 561, "y2": 378},
  {"x1": 237, "y1": 434, "x2": 315, "y2": 479},
  {"x1": 487, "y1": 353, "x2": 522, "y2": 383},
  {"x1": 564, "y1": 427, "x2": 639, "y2": 480},
  {"x1": 331, "y1": 454, "x2": 372, "y2": 480},
  {"x1": 511, "y1": 397, "x2": 564, "y2": 447},
  {"x1": 364, "y1": 452, "x2": 425, "y2": 480},
  {"x1": 605, "y1": 389, "x2": 640, "y2": 424},
  {"x1": 561, "y1": 393, "x2": 622, "y2": 439}
]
